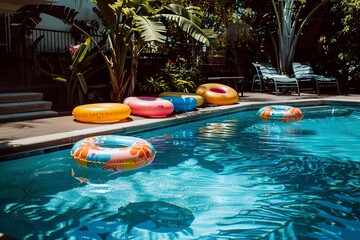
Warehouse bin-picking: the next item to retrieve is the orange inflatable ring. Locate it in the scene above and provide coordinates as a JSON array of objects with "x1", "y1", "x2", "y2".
[
  {"x1": 123, "y1": 96, "x2": 174, "y2": 117},
  {"x1": 72, "y1": 103, "x2": 131, "y2": 123},
  {"x1": 257, "y1": 105, "x2": 304, "y2": 122},
  {"x1": 70, "y1": 135, "x2": 156, "y2": 171},
  {"x1": 196, "y1": 83, "x2": 238, "y2": 105},
  {"x1": 159, "y1": 92, "x2": 204, "y2": 107}
]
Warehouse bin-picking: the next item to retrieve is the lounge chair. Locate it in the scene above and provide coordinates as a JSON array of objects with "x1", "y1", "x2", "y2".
[
  {"x1": 292, "y1": 62, "x2": 340, "y2": 95},
  {"x1": 251, "y1": 63, "x2": 300, "y2": 96}
]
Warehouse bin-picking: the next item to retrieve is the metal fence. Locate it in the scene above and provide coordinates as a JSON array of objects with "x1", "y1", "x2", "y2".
[
  {"x1": 30, "y1": 28, "x2": 103, "y2": 53},
  {"x1": 29, "y1": 28, "x2": 210, "y2": 60}
]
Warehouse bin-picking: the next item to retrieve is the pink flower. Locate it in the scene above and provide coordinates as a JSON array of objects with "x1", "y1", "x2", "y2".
[
  {"x1": 69, "y1": 44, "x2": 80, "y2": 54},
  {"x1": 170, "y1": 61, "x2": 176, "y2": 65}
]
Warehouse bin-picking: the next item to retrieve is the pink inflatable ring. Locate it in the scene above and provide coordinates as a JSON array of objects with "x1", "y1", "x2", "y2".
[{"x1": 123, "y1": 96, "x2": 174, "y2": 117}]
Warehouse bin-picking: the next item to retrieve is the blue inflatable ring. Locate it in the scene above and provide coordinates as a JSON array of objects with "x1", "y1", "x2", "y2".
[{"x1": 160, "y1": 96, "x2": 198, "y2": 112}]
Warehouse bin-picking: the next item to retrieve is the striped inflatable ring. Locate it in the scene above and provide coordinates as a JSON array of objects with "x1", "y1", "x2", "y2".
[
  {"x1": 257, "y1": 105, "x2": 304, "y2": 122},
  {"x1": 70, "y1": 135, "x2": 156, "y2": 171}
]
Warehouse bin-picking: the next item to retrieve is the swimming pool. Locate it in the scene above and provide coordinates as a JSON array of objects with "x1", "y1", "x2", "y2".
[{"x1": 0, "y1": 105, "x2": 359, "y2": 239}]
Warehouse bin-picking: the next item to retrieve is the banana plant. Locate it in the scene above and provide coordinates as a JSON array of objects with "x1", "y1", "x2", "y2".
[
  {"x1": 41, "y1": 38, "x2": 107, "y2": 109},
  {"x1": 13, "y1": 4, "x2": 110, "y2": 110},
  {"x1": 91, "y1": 0, "x2": 217, "y2": 102}
]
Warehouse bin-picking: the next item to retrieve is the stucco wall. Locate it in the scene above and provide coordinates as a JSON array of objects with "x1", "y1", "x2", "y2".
[{"x1": 36, "y1": 0, "x2": 98, "y2": 31}]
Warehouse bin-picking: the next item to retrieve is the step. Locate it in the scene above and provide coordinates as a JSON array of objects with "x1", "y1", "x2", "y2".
[
  {"x1": 0, "y1": 92, "x2": 43, "y2": 103},
  {"x1": 0, "y1": 101, "x2": 53, "y2": 114},
  {"x1": 0, "y1": 110, "x2": 58, "y2": 123}
]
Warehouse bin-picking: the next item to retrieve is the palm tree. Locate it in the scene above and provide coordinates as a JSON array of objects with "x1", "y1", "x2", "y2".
[{"x1": 90, "y1": 0, "x2": 217, "y2": 102}]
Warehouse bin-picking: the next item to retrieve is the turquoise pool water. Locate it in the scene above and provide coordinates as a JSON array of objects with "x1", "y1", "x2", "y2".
[{"x1": 1, "y1": 105, "x2": 360, "y2": 239}]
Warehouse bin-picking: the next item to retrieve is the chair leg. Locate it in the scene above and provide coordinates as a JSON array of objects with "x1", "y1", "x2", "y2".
[
  {"x1": 296, "y1": 81, "x2": 300, "y2": 96},
  {"x1": 274, "y1": 81, "x2": 278, "y2": 96},
  {"x1": 251, "y1": 75, "x2": 255, "y2": 92},
  {"x1": 336, "y1": 81, "x2": 340, "y2": 94},
  {"x1": 252, "y1": 75, "x2": 263, "y2": 93},
  {"x1": 315, "y1": 80, "x2": 320, "y2": 95}
]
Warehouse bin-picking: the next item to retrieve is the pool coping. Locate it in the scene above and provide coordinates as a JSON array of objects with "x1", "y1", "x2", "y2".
[{"x1": 1, "y1": 97, "x2": 360, "y2": 160}]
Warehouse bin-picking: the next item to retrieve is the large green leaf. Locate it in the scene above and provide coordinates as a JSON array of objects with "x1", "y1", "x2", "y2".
[
  {"x1": 166, "y1": 4, "x2": 191, "y2": 20},
  {"x1": 134, "y1": 15, "x2": 167, "y2": 43},
  {"x1": 166, "y1": 4, "x2": 204, "y2": 27},
  {"x1": 165, "y1": 4, "x2": 204, "y2": 27},
  {"x1": 157, "y1": 14, "x2": 210, "y2": 46},
  {"x1": 53, "y1": 77, "x2": 67, "y2": 83},
  {"x1": 76, "y1": 73, "x2": 88, "y2": 94},
  {"x1": 185, "y1": 6, "x2": 203, "y2": 27},
  {"x1": 78, "y1": 38, "x2": 91, "y2": 63}
]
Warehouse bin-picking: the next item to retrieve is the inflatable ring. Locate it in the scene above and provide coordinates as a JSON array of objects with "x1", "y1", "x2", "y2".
[
  {"x1": 160, "y1": 96, "x2": 198, "y2": 112},
  {"x1": 159, "y1": 92, "x2": 204, "y2": 107},
  {"x1": 70, "y1": 135, "x2": 156, "y2": 171},
  {"x1": 123, "y1": 96, "x2": 174, "y2": 117},
  {"x1": 257, "y1": 105, "x2": 304, "y2": 122},
  {"x1": 72, "y1": 103, "x2": 131, "y2": 123},
  {"x1": 196, "y1": 83, "x2": 238, "y2": 105}
]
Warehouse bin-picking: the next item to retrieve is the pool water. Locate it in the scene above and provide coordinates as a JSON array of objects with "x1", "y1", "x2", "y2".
[{"x1": 1, "y1": 105, "x2": 360, "y2": 239}]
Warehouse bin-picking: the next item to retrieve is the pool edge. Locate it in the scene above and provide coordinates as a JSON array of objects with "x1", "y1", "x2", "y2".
[{"x1": 1, "y1": 98, "x2": 359, "y2": 160}]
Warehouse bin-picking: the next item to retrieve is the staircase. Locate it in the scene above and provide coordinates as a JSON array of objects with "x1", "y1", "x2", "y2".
[{"x1": 0, "y1": 92, "x2": 58, "y2": 123}]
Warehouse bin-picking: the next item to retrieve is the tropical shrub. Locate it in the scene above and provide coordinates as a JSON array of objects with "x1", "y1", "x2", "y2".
[
  {"x1": 322, "y1": 0, "x2": 360, "y2": 92},
  {"x1": 162, "y1": 60, "x2": 200, "y2": 92},
  {"x1": 140, "y1": 59, "x2": 204, "y2": 94},
  {"x1": 140, "y1": 76, "x2": 171, "y2": 94},
  {"x1": 41, "y1": 38, "x2": 107, "y2": 110}
]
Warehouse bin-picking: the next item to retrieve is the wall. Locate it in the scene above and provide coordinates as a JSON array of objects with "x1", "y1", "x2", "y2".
[{"x1": 36, "y1": 0, "x2": 98, "y2": 31}]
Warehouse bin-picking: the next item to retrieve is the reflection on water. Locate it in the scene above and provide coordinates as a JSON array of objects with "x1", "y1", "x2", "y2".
[
  {"x1": 198, "y1": 122, "x2": 238, "y2": 140},
  {"x1": 118, "y1": 201, "x2": 195, "y2": 233},
  {"x1": 0, "y1": 106, "x2": 360, "y2": 239}
]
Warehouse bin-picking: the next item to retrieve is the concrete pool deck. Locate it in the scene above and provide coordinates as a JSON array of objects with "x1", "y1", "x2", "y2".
[{"x1": 1, "y1": 92, "x2": 360, "y2": 159}]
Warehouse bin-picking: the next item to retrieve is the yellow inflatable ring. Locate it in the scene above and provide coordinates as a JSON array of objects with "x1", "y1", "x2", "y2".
[
  {"x1": 159, "y1": 92, "x2": 204, "y2": 107},
  {"x1": 196, "y1": 83, "x2": 238, "y2": 105},
  {"x1": 72, "y1": 103, "x2": 131, "y2": 123},
  {"x1": 257, "y1": 105, "x2": 304, "y2": 122},
  {"x1": 70, "y1": 135, "x2": 156, "y2": 171}
]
